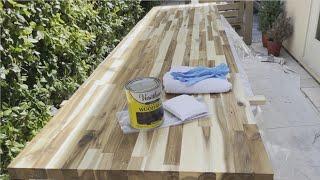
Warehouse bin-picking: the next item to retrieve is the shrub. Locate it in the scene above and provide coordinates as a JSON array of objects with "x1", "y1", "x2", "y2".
[
  {"x1": 258, "y1": 1, "x2": 283, "y2": 33},
  {"x1": 0, "y1": 0, "x2": 143, "y2": 176},
  {"x1": 267, "y1": 12, "x2": 293, "y2": 43}
]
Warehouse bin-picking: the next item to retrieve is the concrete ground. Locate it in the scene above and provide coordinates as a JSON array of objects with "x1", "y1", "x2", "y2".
[{"x1": 240, "y1": 14, "x2": 320, "y2": 180}]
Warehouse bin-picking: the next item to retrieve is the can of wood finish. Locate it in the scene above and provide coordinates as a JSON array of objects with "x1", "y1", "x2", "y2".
[{"x1": 125, "y1": 77, "x2": 164, "y2": 129}]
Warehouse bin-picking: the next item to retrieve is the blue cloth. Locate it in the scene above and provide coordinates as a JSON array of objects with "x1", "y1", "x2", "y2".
[{"x1": 170, "y1": 63, "x2": 229, "y2": 86}]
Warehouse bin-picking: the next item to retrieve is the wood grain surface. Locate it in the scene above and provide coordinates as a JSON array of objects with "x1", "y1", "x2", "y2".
[{"x1": 8, "y1": 3, "x2": 273, "y2": 180}]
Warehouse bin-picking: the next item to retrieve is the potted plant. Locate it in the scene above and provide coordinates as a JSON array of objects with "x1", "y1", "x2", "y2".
[
  {"x1": 258, "y1": 1, "x2": 283, "y2": 47},
  {"x1": 267, "y1": 12, "x2": 293, "y2": 57}
]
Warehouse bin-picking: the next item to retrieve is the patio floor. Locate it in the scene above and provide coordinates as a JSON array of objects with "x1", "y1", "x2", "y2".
[{"x1": 241, "y1": 14, "x2": 320, "y2": 180}]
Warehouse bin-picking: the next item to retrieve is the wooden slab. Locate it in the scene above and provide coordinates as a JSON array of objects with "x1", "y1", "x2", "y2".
[{"x1": 8, "y1": 3, "x2": 273, "y2": 179}]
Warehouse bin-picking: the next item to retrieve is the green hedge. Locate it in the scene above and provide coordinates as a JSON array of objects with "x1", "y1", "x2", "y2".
[{"x1": 0, "y1": 0, "x2": 144, "y2": 176}]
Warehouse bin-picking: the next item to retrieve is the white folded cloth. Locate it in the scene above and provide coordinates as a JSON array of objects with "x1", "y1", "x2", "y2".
[
  {"x1": 163, "y1": 95, "x2": 208, "y2": 121},
  {"x1": 116, "y1": 95, "x2": 209, "y2": 134},
  {"x1": 163, "y1": 66, "x2": 232, "y2": 94}
]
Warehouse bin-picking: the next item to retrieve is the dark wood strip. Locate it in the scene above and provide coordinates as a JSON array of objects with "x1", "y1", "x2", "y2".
[
  {"x1": 199, "y1": 30, "x2": 207, "y2": 66},
  {"x1": 220, "y1": 30, "x2": 229, "y2": 45},
  {"x1": 143, "y1": 22, "x2": 169, "y2": 74},
  {"x1": 199, "y1": 31, "x2": 206, "y2": 52},
  {"x1": 153, "y1": 11, "x2": 167, "y2": 28},
  {"x1": 161, "y1": 14, "x2": 180, "y2": 75},
  {"x1": 127, "y1": 157, "x2": 144, "y2": 170},
  {"x1": 164, "y1": 20, "x2": 173, "y2": 31},
  {"x1": 62, "y1": 130, "x2": 96, "y2": 169},
  {"x1": 164, "y1": 125, "x2": 183, "y2": 165},
  {"x1": 207, "y1": 15, "x2": 214, "y2": 41},
  {"x1": 183, "y1": 9, "x2": 194, "y2": 66},
  {"x1": 213, "y1": 36, "x2": 223, "y2": 55},
  {"x1": 103, "y1": 125, "x2": 124, "y2": 153},
  {"x1": 233, "y1": 131, "x2": 253, "y2": 173},
  {"x1": 244, "y1": 124, "x2": 273, "y2": 175},
  {"x1": 160, "y1": 9, "x2": 174, "y2": 25},
  {"x1": 210, "y1": 93, "x2": 220, "y2": 99},
  {"x1": 188, "y1": 8, "x2": 195, "y2": 29},
  {"x1": 207, "y1": 60, "x2": 215, "y2": 67},
  {"x1": 110, "y1": 132, "x2": 139, "y2": 170},
  {"x1": 223, "y1": 44, "x2": 239, "y2": 73},
  {"x1": 221, "y1": 89, "x2": 247, "y2": 131},
  {"x1": 202, "y1": 127, "x2": 211, "y2": 143},
  {"x1": 198, "y1": 115, "x2": 212, "y2": 127},
  {"x1": 177, "y1": 17, "x2": 184, "y2": 29},
  {"x1": 175, "y1": 9, "x2": 182, "y2": 19}
]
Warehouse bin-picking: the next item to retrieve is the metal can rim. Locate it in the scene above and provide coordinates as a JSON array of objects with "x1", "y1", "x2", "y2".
[{"x1": 125, "y1": 77, "x2": 161, "y2": 93}]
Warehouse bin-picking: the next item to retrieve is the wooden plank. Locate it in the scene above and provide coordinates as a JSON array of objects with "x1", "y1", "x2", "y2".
[
  {"x1": 243, "y1": 1, "x2": 253, "y2": 45},
  {"x1": 225, "y1": 17, "x2": 242, "y2": 24},
  {"x1": 232, "y1": 73, "x2": 255, "y2": 124},
  {"x1": 216, "y1": 2, "x2": 242, "y2": 11},
  {"x1": 223, "y1": 44, "x2": 238, "y2": 73},
  {"x1": 247, "y1": 95, "x2": 267, "y2": 106},
  {"x1": 244, "y1": 124, "x2": 274, "y2": 177},
  {"x1": 164, "y1": 126, "x2": 183, "y2": 165},
  {"x1": 220, "y1": 10, "x2": 239, "y2": 18}
]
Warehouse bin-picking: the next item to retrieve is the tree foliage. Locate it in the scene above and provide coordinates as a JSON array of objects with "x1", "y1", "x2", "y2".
[{"x1": 0, "y1": 0, "x2": 143, "y2": 176}]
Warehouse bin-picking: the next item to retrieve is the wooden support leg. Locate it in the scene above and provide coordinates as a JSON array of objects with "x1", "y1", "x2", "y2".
[{"x1": 243, "y1": 1, "x2": 253, "y2": 45}]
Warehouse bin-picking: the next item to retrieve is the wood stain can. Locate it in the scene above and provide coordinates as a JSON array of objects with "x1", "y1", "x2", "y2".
[{"x1": 125, "y1": 77, "x2": 164, "y2": 129}]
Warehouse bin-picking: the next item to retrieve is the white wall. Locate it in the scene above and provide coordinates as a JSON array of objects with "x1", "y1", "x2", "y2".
[
  {"x1": 302, "y1": 0, "x2": 320, "y2": 82},
  {"x1": 282, "y1": 0, "x2": 312, "y2": 61}
]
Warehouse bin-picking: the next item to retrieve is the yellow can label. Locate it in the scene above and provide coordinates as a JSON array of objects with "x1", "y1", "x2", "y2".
[{"x1": 125, "y1": 78, "x2": 164, "y2": 129}]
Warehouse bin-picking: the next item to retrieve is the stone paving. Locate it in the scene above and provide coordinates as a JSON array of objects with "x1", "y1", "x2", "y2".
[{"x1": 241, "y1": 14, "x2": 320, "y2": 180}]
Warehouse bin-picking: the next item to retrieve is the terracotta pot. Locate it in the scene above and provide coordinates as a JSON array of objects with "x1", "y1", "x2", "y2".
[
  {"x1": 267, "y1": 40, "x2": 282, "y2": 57},
  {"x1": 262, "y1": 33, "x2": 268, "y2": 48}
]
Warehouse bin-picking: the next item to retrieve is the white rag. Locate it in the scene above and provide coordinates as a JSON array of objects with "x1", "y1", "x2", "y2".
[
  {"x1": 116, "y1": 95, "x2": 209, "y2": 134},
  {"x1": 163, "y1": 66, "x2": 232, "y2": 94},
  {"x1": 163, "y1": 95, "x2": 208, "y2": 121}
]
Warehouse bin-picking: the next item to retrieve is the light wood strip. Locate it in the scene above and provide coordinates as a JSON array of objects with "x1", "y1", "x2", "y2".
[
  {"x1": 143, "y1": 128, "x2": 170, "y2": 171},
  {"x1": 179, "y1": 123, "x2": 207, "y2": 172},
  {"x1": 149, "y1": 22, "x2": 176, "y2": 77}
]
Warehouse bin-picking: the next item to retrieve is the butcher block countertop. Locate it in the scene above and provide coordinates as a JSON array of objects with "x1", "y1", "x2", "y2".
[{"x1": 8, "y1": 3, "x2": 273, "y2": 179}]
